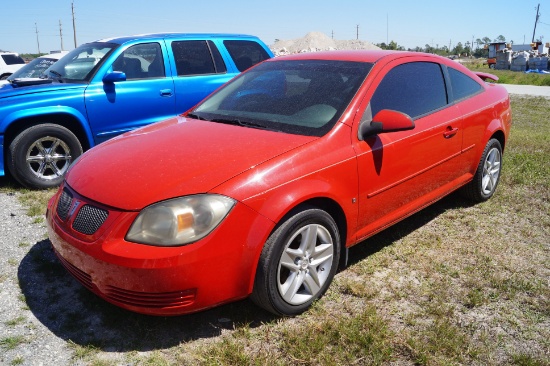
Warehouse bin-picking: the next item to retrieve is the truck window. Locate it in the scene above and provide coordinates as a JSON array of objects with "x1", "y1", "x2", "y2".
[
  {"x1": 223, "y1": 40, "x2": 271, "y2": 72},
  {"x1": 171, "y1": 41, "x2": 219, "y2": 76},
  {"x1": 112, "y1": 43, "x2": 164, "y2": 80}
]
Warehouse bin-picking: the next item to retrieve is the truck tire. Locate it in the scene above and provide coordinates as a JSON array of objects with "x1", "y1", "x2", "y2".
[{"x1": 7, "y1": 124, "x2": 83, "y2": 189}]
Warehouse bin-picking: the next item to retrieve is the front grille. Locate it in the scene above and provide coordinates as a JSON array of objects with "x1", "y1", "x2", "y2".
[
  {"x1": 104, "y1": 286, "x2": 196, "y2": 308},
  {"x1": 56, "y1": 188, "x2": 73, "y2": 221},
  {"x1": 72, "y1": 205, "x2": 109, "y2": 235}
]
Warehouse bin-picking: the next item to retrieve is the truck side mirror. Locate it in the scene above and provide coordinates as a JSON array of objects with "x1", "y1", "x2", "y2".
[{"x1": 103, "y1": 71, "x2": 126, "y2": 83}]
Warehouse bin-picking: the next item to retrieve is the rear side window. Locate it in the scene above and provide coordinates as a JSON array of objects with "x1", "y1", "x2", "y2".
[
  {"x1": 448, "y1": 68, "x2": 482, "y2": 101},
  {"x1": 223, "y1": 40, "x2": 270, "y2": 72},
  {"x1": 172, "y1": 40, "x2": 225, "y2": 76},
  {"x1": 1, "y1": 54, "x2": 25, "y2": 65},
  {"x1": 370, "y1": 62, "x2": 448, "y2": 119}
]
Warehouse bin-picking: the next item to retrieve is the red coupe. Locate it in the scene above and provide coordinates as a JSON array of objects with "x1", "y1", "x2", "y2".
[{"x1": 46, "y1": 50, "x2": 511, "y2": 316}]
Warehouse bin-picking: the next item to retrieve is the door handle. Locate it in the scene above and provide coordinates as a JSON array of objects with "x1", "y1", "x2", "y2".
[
  {"x1": 160, "y1": 89, "x2": 173, "y2": 97},
  {"x1": 443, "y1": 127, "x2": 459, "y2": 138}
]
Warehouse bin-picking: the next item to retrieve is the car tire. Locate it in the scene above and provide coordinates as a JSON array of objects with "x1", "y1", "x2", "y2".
[
  {"x1": 7, "y1": 124, "x2": 83, "y2": 189},
  {"x1": 489, "y1": 64, "x2": 495, "y2": 69},
  {"x1": 251, "y1": 207, "x2": 340, "y2": 316},
  {"x1": 461, "y1": 138, "x2": 502, "y2": 202}
]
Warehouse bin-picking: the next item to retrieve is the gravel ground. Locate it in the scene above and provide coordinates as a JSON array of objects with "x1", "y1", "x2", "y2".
[{"x1": 0, "y1": 191, "x2": 71, "y2": 365}]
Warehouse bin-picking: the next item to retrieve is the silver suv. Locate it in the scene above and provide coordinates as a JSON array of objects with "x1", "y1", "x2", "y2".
[{"x1": 0, "y1": 52, "x2": 26, "y2": 80}]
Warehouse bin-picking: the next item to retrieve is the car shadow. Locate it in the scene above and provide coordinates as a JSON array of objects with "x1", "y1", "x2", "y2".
[
  {"x1": 18, "y1": 191, "x2": 474, "y2": 352},
  {"x1": 17, "y1": 239, "x2": 277, "y2": 351},
  {"x1": 346, "y1": 191, "x2": 474, "y2": 266}
]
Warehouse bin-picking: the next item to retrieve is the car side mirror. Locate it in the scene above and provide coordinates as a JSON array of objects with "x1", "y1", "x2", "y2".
[
  {"x1": 103, "y1": 71, "x2": 127, "y2": 83},
  {"x1": 359, "y1": 109, "x2": 415, "y2": 139}
]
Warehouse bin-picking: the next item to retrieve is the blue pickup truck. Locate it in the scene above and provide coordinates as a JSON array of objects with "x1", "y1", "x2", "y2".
[{"x1": 0, "y1": 33, "x2": 273, "y2": 189}]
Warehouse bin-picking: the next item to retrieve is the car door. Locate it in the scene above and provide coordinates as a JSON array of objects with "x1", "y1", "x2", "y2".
[
  {"x1": 352, "y1": 59, "x2": 465, "y2": 241},
  {"x1": 84, "y1": 42, "x2": 176, "y2": 144}
]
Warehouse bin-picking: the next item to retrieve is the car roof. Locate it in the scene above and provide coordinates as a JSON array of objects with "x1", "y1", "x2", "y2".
[
  {"x1": 269, "y1": 50, "x2": 440, "y2": 64},
  {"x1": 94, "y1": 33, "x2": 260, "y2": 45}
]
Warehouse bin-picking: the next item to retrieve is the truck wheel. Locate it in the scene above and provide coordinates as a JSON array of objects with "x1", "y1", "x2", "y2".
[
  {"x1": 489, "y1": 64, "x2": 495, "y2": 69},
  {"x1": 7, "y1": 124, "x2": 83, "y2": 189}
]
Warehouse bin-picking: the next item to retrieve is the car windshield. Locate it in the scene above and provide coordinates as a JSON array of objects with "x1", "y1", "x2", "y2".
[
  {"x1": 47, "y1": 42, "x2": 118, "y2": 82},
  {"x1": 191, "y1": 60, "x2": 373, "y2": 136},
  {"x1": 7, "y1": 57, "x2": 58, "y2": 80}
]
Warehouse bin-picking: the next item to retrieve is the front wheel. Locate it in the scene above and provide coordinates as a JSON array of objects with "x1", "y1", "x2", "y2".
[
  {"x1": 7, "y1": 124, "x2": 83, "y2": 189},
  {"x1": 251, "y1": 208, "x2": 340, "y2": 316},
  {"x1": 461, "y1": 138, "x2": 502, "y2": 202}
]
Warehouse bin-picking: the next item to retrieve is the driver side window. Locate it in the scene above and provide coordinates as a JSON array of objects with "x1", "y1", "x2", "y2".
[
  {"x1": 112, "y1": 43, "x2": 165, "y2": 80},
  {"x1": 370, "y1": 62, "x2": 448, "y2": 119}
]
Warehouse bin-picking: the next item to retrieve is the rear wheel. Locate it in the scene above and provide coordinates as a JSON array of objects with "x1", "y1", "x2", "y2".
[
  {"x1": 251, "y1": 208, "x2": 340, "y2": 316},
  {"x1": 461, "y1": 138, "x2": 502, "y2": 202},
  {"x1": 7, "y1": 124, "x2": 83, "y2": 189}
]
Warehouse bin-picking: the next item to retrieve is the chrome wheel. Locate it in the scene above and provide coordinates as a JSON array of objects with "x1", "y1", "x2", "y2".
[
  {"x1": 277, "y1": 224, "x2": 334, "y2": 305},
  {"x1": 26, "y1": 136, "x2": 72, "y2": 180},
  {"x1": 481, "y1": 147, "x2": 501, "y2": 195}
]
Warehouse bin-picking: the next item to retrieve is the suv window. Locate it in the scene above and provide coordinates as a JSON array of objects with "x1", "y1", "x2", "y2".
[
  {"x1": 370, "y1": 62, "x2": 448, "y2": 119},
  {"x1": 113, "y1": 43, "x2": 164, "y2": 79},
  {"x1": 448, "y1": 67, "x2": 482, "y2": 101},
  {"x1": 172, "y1": 41, "x2": 223, "y2": 76},
  {"x1": 223, "y1": 40, "x2": 271, "y2": 72},
  {"x1": 1, "y1": 54, "x2": 25, "y2": 65}
]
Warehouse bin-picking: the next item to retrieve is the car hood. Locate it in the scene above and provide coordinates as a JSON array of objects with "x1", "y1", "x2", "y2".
[
  {"x1": 0, "y1": 81, "x2": 85, "y2": 98},
  {"x1": 66, "y1": 116, "x2": 317, "y2": 210}
]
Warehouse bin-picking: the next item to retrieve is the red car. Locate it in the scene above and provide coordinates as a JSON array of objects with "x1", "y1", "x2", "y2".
[{"x1": 46, "y1": 50, "x2": 511, "y2": 316}]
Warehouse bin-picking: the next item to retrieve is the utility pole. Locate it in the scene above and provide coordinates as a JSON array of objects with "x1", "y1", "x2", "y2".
[
  {"x1": 356, "y1": 24, "x2": 359, "y2": 40},
  {"x1": 59, "y1": 20, "x2": 64, "y2": 51},
  {"x1": 386, "y1": 14, "x2": 389, "y2": 44},
  {"x1": 72, "y1": 1, "x2": 77, "y2": 48},
  {"x1": 35, "y1": 23, "x2": 41, "y2": 54},
  {"x1": 532, "y1": 3, "x2": 540, "y2": 43},
  {"x1": 331, "y1": 30, "x2": 334, "y2": 39}
]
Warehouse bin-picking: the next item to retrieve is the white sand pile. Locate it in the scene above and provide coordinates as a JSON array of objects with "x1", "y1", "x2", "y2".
[{"x1": 271, "y1": 31, "x2": 381, "y2": 55}]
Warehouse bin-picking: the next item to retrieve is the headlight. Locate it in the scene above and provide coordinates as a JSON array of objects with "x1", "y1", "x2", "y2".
[{"x1": 126, "y1": 194, "x2": 235, "y2": 246}]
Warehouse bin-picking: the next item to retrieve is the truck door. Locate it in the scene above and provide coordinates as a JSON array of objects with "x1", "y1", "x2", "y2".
[{"x1": 85, "y1": 42, "x2": 175, "y2": 144}]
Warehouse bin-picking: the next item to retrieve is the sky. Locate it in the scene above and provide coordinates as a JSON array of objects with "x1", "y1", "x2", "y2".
[{"x1": 0, "y1": 0, "x2": 547, "y2": 54}]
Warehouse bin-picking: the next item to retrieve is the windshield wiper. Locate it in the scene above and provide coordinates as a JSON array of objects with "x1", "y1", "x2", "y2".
[
  {"x1": 48, "y1": 69, "x2": 64, "y2": 82},
  {"x1": 210, "y1": 118, "x2": 268, "y2": 130},
  {"x1": 186, "y1": 113, "x2": 207, "y2": 120}
]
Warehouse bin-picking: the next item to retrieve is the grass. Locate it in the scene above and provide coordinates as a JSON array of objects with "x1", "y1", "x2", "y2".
[
  {"x1": 0, "y1": 336, "x2": 27, "y2": 351},
  {"x1": 465, "y1": 60, "x2": 550, "y2": 86},
  {"x1": 5, "y1": 316, "x2": 26, "y2": 327},
  {"x1": 2, "y1": 95, "x2": 549, "y2": 365}
]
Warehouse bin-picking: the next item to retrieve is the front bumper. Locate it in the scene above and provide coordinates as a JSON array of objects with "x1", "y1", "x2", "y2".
[{"x1": 46, "y1": 185, "x2": 274, "y2": 316}]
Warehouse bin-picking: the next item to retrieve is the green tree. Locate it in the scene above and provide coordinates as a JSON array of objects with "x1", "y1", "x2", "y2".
[
  {"x1": 452, "y1": 42, "x2": 464, "y2": 55},
  {"x1": 494, "y1": 35, "x2": 506, "y2": 42},
  {"x1": 475, "y1": 38, "x2": 483, "y2": 49}
]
